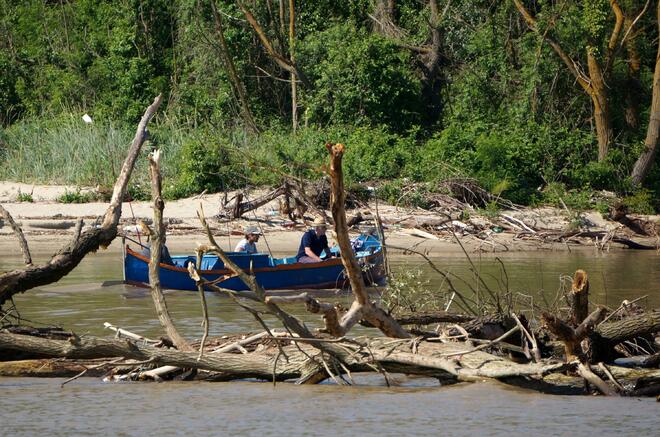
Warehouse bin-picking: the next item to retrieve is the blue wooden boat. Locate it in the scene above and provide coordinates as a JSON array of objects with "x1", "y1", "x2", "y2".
[{"x1": 123, "y1": 234, "x2": 385, "y2": 292}]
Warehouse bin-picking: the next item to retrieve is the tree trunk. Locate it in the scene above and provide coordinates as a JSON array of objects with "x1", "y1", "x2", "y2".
[
  {"x1": 325, "y1": 142, "x2": 411, "y2": 338},
  {"x1": 237, "y1": 0, "x2": 311, "y2": 89},
  {"x1": 210, "y1": 0, "x2": 259, "y2": 134},
  {"x1": 630, "y1": 1, "x2": 660, "y2": 185},
  {"x1": 589, "y1": 310, "x2": 660, "y2": 363},
  {"x1": 569, "y1": 270, "x2": 589, "y2": 327},
  {"x1": 288, "y1": 0, "x2": 297, "y2": 132},
  {"x1": 0, "y1": 331, "x2": 571, "y2": 386},
  {"x1": 513, "y1": 1, "x2": 615, "y2": 162},
  {"x1": 588, "y1": 50, "x2": 612, "y2": 161},
  {"x1": 0, "y1": 358, "x2": 111, "y2": 378},
  {"x1": 147, "y1": 150, "x2": 193, "y2": 351},
  {"x1": 420, "y1": 0, "x2": 444, "y2": 125},
  {"x1": 220, "y1": 185, "x2": 287, "y2": 218},
  {"x1": 595, "y1": 310, "x2": 660, "y2": 345},
  {"x1": 624, "y1": 17, "x2": 642, "y2": 130}
]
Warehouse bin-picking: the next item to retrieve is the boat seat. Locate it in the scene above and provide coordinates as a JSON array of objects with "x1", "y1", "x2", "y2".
[{"x1": 272, "y1": 256, "x2": 298, "y2": 266}]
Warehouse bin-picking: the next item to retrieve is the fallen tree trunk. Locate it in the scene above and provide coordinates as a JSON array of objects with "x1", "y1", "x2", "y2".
[
  {"x1": 0, "y1": 330, "x2": 570, "y2": 387},
  {"x1": 392, "y1": 311, "x2": 474, "y2": 326},
  {"x1": 220, "y1": 185, "x2": 288, "y2": 219},
  {"x1": 0, "y1": 358, "x2": 112, "y2": 378},
  {"x1": 596, "y1": 310, "x2": 660, "y2": 344},
  {"x1": 0, "y1": 330, "x2": 307, "y2": 381},
  {"x1": 589, "y1": 310, "x2": 660, "y2": 362},
  {"x1": 538, "y1": 230, "x2": 658, "y2": 250},
  {"x1": 2, "y1": 330, "x2": 657, "y2": 395},
  {"x1": 0, "y1": 95, "x2": 163, "y2": 307}
]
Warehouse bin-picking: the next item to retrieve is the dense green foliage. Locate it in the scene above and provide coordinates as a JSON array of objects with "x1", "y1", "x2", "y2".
[{"x1": 0, "y1": 0, "x2": 658, "y2": 211}]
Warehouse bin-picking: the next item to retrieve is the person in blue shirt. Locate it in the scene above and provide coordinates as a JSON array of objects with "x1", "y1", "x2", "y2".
[{"x1": 296, "y1": 217, "x2": 332, "y2": 263}]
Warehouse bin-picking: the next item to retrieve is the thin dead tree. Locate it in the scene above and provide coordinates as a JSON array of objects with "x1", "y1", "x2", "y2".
[
  {"x1": 144, "y1": 149, "x2": 193, "y2": 351},
  {"x1": 236, "y1": 0, "x2": 311, "y2": 89},
  {"x1": 266, "y1": 144, "x2": 410, "y2": 337},
  {"x1": 0, "y1": 205, "x2": 32, "y2": 266},
  {"x1": 288, "y1": 0, "x2": 297, "y2": 131},
  {"x1": 323, "y1": 142, "x2": 410, "y2": 338},
  {"x1": 630, "y1": 0, "x2": 659, "y2": 185}
]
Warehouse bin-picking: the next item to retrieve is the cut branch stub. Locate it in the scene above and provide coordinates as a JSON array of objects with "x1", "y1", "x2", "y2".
[
  {"x1": 542, "y1": 306, "x2": 607, "y2": 362},
  {"x1": 569, "y1": 269, "x2": 589, "y2": 327},
  {"x1": 325, "y1": 142, "x2": 410, "y2": 339}
]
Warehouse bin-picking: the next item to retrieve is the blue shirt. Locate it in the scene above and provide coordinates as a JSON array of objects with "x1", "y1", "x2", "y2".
[{"x1": 296, "y1": 230, "x2": 330, "y2": 260}]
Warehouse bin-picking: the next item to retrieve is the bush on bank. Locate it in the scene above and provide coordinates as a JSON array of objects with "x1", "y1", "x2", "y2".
[{"x1": 1, "y1": 117, "x2": 656, "y2": 214}]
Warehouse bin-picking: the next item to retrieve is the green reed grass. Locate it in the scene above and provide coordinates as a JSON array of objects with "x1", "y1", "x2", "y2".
[{"x1": 0, "y1": 114, "x2": 188, "y2": 189}]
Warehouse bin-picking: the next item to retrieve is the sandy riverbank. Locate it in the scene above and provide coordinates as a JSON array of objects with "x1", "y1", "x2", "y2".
[{"x1": 1, "y1": 181, "x2": 657, "y2": 255}]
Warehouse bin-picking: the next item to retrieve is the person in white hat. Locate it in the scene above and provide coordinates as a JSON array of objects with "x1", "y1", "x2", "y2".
[
  {"x1": 234, "y1": 225, "x2": 262, "y2": 254},
  {"x1": 296, "y1": 217, "x2": 332, "y2": 263}
]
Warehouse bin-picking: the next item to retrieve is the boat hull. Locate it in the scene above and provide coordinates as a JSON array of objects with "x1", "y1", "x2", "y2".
[{"x1": 123, "y1": 246, "x2": 385, "y2": 292}]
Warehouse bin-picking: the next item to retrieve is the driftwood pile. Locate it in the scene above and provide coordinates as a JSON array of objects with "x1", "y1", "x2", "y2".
[
  {"x1": 0, "y1": 129, "x2": 658, "y2": 397},
  {"x1": 212, "y1": 174, "x2": 658, "y2": 252}
]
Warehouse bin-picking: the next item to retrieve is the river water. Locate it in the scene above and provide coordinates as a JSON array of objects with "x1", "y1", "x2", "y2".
[{"x1": 1, "y1": 242, "x2": 658, "y2": 435}]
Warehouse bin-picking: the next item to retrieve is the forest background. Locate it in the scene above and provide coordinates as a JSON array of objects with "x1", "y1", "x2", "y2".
[{"x1": 0, "y1": 0, "x2": 658, "y2": 213}]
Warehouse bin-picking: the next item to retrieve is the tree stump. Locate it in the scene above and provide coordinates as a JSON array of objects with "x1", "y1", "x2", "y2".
[{"x1": 569, "y1": 270, "x2": 589, "y2": 327}]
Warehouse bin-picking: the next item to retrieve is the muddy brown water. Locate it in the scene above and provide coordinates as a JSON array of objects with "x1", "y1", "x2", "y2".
[{"x1": 1, "y1": 242, "x2": 658, "y2": 435}]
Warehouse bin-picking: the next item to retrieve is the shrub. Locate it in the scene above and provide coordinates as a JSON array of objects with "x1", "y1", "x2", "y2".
[
  {"x1": 163, "y1": 138, "x2": 248, "y2": 199},
  {"x1": 376, "y1": 180, "x2": 403, "y2": 205},
  {"x1": 541, "y1": 182, "x2": 592, "y2": 211},
  {"x1": 16, "y1": 190, "x2": 33, "y2": 203},
  {"x1": 246, "y1": 125, "x2": 419, "y2": 185},
  {"x1": 382, "y1": 266, "x2": 448, "y2": 314},
  {"x1": 57, "y1": 189, "x2": 95, "y2": 204},
  {"x1": 342, "y1": 126, "x2": 417, "y2": 182},
  {"x1": 480, "y1": 201, "x2": 501, "y2": 219},
  {"x1": 127, "y1": 183, "x2": 151, "y2": 201},
  {"x1": 299, "y1": 23, "x2": 423, "y2": 131},
  {"x1": 623, "y1": 189, "x2": 656, "y2": 215}
]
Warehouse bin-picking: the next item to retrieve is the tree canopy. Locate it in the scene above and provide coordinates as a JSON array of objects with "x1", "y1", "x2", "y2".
[{"x1": 0, "y1": 0, "x2": 658, "y2": 209}]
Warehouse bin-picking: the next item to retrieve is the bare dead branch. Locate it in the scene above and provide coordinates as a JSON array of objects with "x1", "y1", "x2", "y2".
[
  {"x1": 0, "y1": 94, "x2": 162, "y2": 307},
  {"x1": 147, "y1": 149, "x2": 193, "y2": 352},
  {"x1": 0, "y1": 205, "x2": 32, "y2": 265}
]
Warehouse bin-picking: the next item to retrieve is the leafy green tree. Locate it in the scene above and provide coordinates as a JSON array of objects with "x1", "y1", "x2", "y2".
[{"x1": 299, "y1": 23, "x2": 423, "y2": 131}]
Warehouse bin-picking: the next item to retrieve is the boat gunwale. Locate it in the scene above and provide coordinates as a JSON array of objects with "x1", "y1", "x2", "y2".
[{"x1": 125, "y1": 245, "x2": 381, "y2": 275}]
